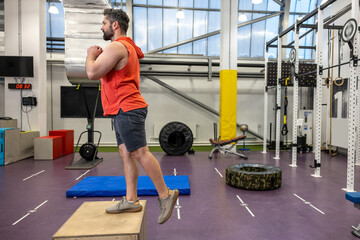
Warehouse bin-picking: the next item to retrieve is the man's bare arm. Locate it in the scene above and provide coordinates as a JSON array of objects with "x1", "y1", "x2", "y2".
[{"x1": 86, "y1": 42, "x2": 126, "y2": 80}]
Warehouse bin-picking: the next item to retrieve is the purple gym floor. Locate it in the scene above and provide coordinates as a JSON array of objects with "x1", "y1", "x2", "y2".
[{"x1": 1, "y1": 150, "x2": 360, "y2": 240}]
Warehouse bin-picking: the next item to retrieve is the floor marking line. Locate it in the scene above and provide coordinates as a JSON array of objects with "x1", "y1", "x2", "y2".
[
  {"x1": 309, "y1": 204, "x2": 325, "y2": 214},
  {"x1": 293, "y1": 193, "x2": 325, "y2": 214},
  {"x1": 34, "y1": 170, "x2": 45, "y2": 176},
  {"x1": 12, "y1": 213, "x2": 30, "y2": 226},
  {"x1": 12, "y1": 200, "x2": 48, "y2": 226},
  {"x1": 352, "y1": 224, "x2": 360, "y2": 230},
  {"x1": 175, "y1": 196, "x2": 181, "y2": 220},
  {"x1": 293, "y1": 193, "x2": 306, "y2": 202},
  {"x1": 214, "y1": 168, "x2": 223, "y2": 178},
  {"x1": 173, "y1": 167, "x2": 181, "y2": 220},
  {"x1": 22, "y1": 170, "x2": 45, "y2": 181},
  {"x1": 237, "y1": 195, "x2": 255, "y2": 217},
  {"x1": 177, "y1": 208, "x2": 181, "y2": 219},
  {"x1": 34, "y1": 200, "x2": 48, "y2": 210},
  {"x1": 245, "y1": 206, "x2": 255, "y2": 217},
  {"x1": 237, "y1": 195, "x2": 244, "y2": 204},
  {"x1": 76, "y1": 170, "x2": 90, "y2": 181}
]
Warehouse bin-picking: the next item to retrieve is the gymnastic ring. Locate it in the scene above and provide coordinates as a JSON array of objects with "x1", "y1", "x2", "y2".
[
  {"x1": 333, "y1": 76, "x2": 344, "y2": 86},
  {"x1": 226, "y1": 163, "x2": 282, "y2": 190},
  {"x1": 323, "y1": 77, "x2": 333, "y2": 86},
  {"x1": 159, "y1": 121, "x2": 193, "y2": 155}
]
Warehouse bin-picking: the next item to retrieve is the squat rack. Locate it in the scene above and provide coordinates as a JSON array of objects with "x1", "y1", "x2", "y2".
[{"x1": 263, "y1": 0, "x2": 360, "y2": 189}]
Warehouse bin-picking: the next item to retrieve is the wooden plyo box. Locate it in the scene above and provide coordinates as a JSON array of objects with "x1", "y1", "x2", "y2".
[
  {"x1": 53, "y1": 201, "x2": 147, "y2": 240},
  {"x1": 34, "y1": 136, "x2": 63, "y2": 160},
  {"x1": 20, "y1": 131, "x2": 40, "y2": 160},
  {"x1": 0, "y1": 119, "x2": 17, "y2": 128},
  {"x1": 49, "y1": 129, "x2": 74, "y2": 155}
]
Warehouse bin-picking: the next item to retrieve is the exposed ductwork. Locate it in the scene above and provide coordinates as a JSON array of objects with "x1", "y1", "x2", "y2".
[
  {"x1": 62, "y1": 0, "x2": 266, "y2": 85},
  {"x1": 63, "y1": 0, "x2": 111, "y2": 85}
]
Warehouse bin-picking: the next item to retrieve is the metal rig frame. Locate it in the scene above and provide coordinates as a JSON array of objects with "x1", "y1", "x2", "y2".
[{"x1": 263, "y1": 0, "x2": 360, "y2": 189}]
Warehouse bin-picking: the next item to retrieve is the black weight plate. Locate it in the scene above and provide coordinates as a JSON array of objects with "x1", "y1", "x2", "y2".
[{"x1": 79, "y1": 142, "x2": 97, "y2": 161}]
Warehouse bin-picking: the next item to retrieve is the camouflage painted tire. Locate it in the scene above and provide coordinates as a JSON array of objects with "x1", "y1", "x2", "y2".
[{"x1": 226, "y1": 163, "x2": 282, "y2": 190}]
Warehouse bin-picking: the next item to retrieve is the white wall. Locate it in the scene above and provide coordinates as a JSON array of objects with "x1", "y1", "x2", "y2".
[
  {"x1": 322, "y1": 0, "x2": 352, "y2": 149},
  {"x1": 4, "y1": 0, "x2": 47, "y2": 134},
  {"x1": 10, "y1": 1, "x2": 354, "y2": 148},
  {"x1": 46, "y1": 56, "x2": 266, "y2": 146}
]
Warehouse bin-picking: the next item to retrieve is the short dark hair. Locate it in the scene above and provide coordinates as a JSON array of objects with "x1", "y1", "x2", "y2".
[{"x1": 103, "y1": 8, "x2": 129, "y2": 34}]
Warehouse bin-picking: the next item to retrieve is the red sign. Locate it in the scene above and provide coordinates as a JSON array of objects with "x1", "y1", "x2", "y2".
[{"x1": 8, "y1": 83, "x2": 32, "y2": 90}]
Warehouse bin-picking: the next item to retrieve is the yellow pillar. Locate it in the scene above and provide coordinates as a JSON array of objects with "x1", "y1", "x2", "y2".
[{"x1": 219, "y1": 69, "x2": 237, "y2": 140}]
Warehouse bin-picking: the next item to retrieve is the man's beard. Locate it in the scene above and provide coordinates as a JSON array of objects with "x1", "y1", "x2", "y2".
[{"x1": 103, "y1": 26, "x2": 114, "y2": 41}]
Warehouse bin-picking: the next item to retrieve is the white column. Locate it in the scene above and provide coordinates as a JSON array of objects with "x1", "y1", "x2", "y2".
[
  {"x1": 274, "y1": 36, "x2": 282, "y2": 160},
  {"x1": 354, "y1": 0, "x2": 360, "y2": 167},
  {"x1": 4, "y1": 0, "x2": 47, "y2": 135},
  {"x1": 262, "y1": 47, "x2": 269, "y2": 153},
  {"x1": 290, "y1": 21, "x2": 299, "y2": 167},
  {"x1": 344, "y1": 0, "x2": 360, "y2": 191},
  {"x1": 312, "y1": 7, "x2": 323, "y2": 178},
  {"x1": 126, "y1": 0, "x2": 133, "y2": 39},
  {"x1": 220, "y1": 0, "x2": 238, "y2": 70},
  {"x1": 219, "y1": 0, "x2": 238, "y2": 151}
]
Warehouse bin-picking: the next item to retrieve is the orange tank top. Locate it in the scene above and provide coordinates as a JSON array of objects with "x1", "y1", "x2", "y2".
[{"x1": 101, "y1": 38, "x2": 148, "y2": 116}]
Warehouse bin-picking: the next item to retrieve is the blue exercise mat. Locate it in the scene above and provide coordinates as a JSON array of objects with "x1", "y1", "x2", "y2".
[
  {"x1": 66, "y1": 175, "x2": 190, "y2": 197},
  {"x1": 346, "y1": 192, "x2": 360, "y2": 204}
]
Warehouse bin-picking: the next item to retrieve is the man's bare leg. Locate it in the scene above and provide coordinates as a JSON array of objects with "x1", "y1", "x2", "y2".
[
  {"x1": 105, "y1": 144, "x2": 142, "y2": 214},
  {"x1": 130, "y1": 145, "x2": 168, "y2": 199},
  {"x1": 119, "y1": 143, "x2": 139, "y2": 201}
]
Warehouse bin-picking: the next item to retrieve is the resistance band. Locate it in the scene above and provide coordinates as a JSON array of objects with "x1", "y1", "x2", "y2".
[{"x1": 281, "y1": 78, "x2": 289, "y2": 136}]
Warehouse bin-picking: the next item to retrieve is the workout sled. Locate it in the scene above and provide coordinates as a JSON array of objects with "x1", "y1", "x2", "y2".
[
  {"x1": 66, "y1": 84, "x2": 103, "y2": 170},
  {"x1": 346, "y1": 192, "x2": 360, "y2": 238},
  {"x1": 66, "y1": 130, "x2": 103, "y2": 170},
  {"x1": 208, "y1": 135, "x2": 248, "y2": 160}
]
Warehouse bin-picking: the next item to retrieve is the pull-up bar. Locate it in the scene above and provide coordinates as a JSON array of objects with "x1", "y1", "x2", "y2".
[
  {"x1": 268, "y1": 45, "x2": 316, "y2": 50},
  {"x1": 286, "y1": 3, "x2": 351, "y2": 47},
  {"x1": 266, "y1": 0, "x2": 337, "y2": 47},
  {"x1": 299, "y1": 24, "x2": 343, "y2": 30}
]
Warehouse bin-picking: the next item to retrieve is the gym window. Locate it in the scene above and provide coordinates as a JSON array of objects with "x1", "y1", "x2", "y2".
[
  {"x1": 133, "y1": 0, "x2": 221, "y2": 56},
  {"x1": 287, "y1": 0, "x2": 319, "y2": 60},
  {"x1": 45, "y1": 0, "x2": 320, "y2": 59}
]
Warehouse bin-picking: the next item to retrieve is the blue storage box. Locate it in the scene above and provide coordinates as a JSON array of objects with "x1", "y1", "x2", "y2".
[
  {"x1": 0, "y1": 128, "x2": 20, "y2": 165},
  {"x1": 0, "y1": 128, "x2": 14, "y2": 165}
]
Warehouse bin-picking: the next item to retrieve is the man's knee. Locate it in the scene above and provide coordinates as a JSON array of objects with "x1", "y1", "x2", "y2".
[
  {"x1": 130, "y1": 149, "x2": 141, "y2": 161},
  {"x1": 130, "y1": 146, "x2": 148, "y2": 161},
  {"x1": 118, "y1": 144, "x2": 130, "y2": 160}
]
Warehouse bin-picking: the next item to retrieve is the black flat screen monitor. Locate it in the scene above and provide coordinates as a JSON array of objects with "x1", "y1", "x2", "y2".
[
  {"x1": 61, "y1": 86, "x2": 105, "y2": 118},
  {"x1": 0, "y1": 56, "x2": 34, "y2": 77}
]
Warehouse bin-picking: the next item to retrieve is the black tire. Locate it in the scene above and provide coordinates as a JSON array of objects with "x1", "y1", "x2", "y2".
[
  {"x1": 226, "y1": 163, "x2": 282, "y2": 190},
  {"x1": 159, "y1": 122, "x2": 193, "y2": 155}
]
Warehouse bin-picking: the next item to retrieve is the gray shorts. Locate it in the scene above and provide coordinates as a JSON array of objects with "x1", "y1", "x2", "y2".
[{"x1": 113, "y1": 107, "x2": 148, "y2": 152}]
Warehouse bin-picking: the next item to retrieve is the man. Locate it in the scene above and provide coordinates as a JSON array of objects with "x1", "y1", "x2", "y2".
[{"x1": 85, "y1": 8, "x2": 179, "y2": 224}]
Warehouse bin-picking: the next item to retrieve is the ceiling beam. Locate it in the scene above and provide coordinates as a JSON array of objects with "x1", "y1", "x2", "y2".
[
  {"x1": 146, "y1": 12, "x2": 281, "y2": 54},
  {"x1": 273, "y1": 0, "x2": 285, "y2": 7}
]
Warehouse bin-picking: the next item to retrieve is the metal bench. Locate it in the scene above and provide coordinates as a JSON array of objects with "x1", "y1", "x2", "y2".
[
  {"x1": 346, "y1": 192, "x2": 360, "y2": 238},
  {"x1": 208, "y1": 135, "x2": 248, "y2": 160}
]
